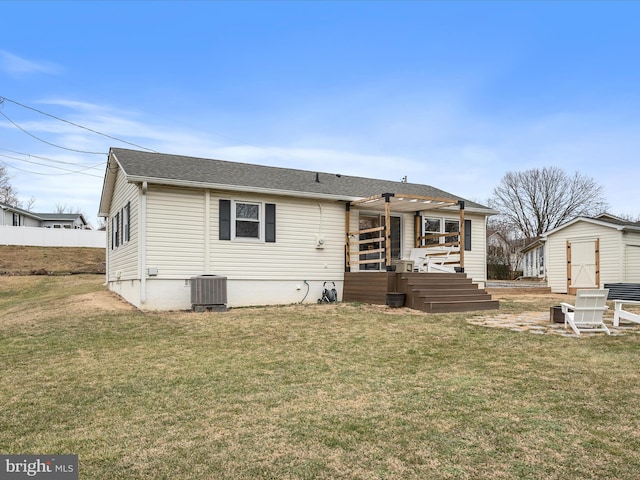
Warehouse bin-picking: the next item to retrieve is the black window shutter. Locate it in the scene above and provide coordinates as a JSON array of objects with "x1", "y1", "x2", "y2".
[
  {"x1": 125, "y1": 202, "x2": 131, "y2": 242},
  {"x1": 464, "y1": 219, "x2": 472, "y2": 251},
  {"x1": 219, "y1": 199, "x2": 231, "y2": 240},
  {"x1": 114, "y1": 213, "x2": 120, "y2": 248},
  {"x1": 265, "y1": 203, "x2": 276, "y2": 243}
]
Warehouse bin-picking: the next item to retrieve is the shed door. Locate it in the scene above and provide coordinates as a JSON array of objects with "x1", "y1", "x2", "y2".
[{"x1": 567, "y1": 239, "x2": 600, "y2": 294}]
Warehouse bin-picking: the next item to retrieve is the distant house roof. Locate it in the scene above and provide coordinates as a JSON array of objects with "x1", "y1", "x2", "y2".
[
  {"x1": 100, "y1": 147, "x2": 496, "y2": 216},
  {"x1": 37, "y1": 213, "x2": 87, "y2": 224},
  {"x1": 1, "y1": 201, "x2": 87, "y2": 225},
  {"x1": 0, "y1": 201, "x2": 40, "y2": 219},
  {"x1": 520, "y1": 236, "x2": 544, "y2": 254}
]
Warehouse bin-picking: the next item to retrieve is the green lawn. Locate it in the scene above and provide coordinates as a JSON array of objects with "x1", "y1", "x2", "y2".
[{"x1": 2, "y1": 275, "x2": 640, "y2": 479}]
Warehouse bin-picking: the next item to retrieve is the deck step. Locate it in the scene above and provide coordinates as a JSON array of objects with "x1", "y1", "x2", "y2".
[
  {"x1": 343, "y1": 271, "x2": 500, "y2": 313},
  {"x1": 419, "y1": 299, "x2": 500, "y2": 313}
]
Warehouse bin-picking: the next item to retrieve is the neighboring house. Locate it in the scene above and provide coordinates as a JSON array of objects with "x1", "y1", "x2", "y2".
[
  {"x1": 543, "y1": 214, "x2": 640, "y2": 294},
  {"x1": 0, "y1": 201, "x2": 89, "y2": 229},
  {"x1": 520, "y1": 237, "x2": 545, "y2": 279},
  {"x1": 486, "y1": 229, "x2": 525, "y2": 277},
  {"x1": 98, "y1": 147, "x2": 497, "y2": 310}
]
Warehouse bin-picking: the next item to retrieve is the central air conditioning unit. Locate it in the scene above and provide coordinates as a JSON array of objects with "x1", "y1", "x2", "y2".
[{"x1": 191, "y1": 275, "x2": 227, "y2": 312}]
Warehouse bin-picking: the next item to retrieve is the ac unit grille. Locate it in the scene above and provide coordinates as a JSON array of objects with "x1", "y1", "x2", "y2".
[{"x1": 191, "y1": 275, "x2": 227, "y2": 308}]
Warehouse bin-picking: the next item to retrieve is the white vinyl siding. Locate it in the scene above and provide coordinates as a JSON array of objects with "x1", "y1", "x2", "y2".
[
  {"x1": 463, "y1": 214, "x2": 488, "y2": 283},
  {"x1": 211, "y1": 193, "x2": 345, "y2": 281},
  {"x1": 624, "y1": 236, "x2": 640, "y2": 283},
  {"x1": 107, "y1": 167, "x2": 139, "y2": 281},
  {"x1": 146, "y1": 186, "x2": 206, "y2": 278}
]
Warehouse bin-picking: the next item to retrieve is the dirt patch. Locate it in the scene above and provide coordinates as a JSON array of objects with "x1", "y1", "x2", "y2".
[
  {"x1": 0, "y1": 275, "x2": 136, "y2": 331},
  {"x1": 68, "y1": 290, "x2": 137, "y2": 314}
]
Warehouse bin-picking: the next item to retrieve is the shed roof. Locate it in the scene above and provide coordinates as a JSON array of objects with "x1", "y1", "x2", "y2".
[
  {"x1": 100, "y1": 148, "x2": 495, "y2": 216},
  {"x1": 543, "y1": 214, "x2": 640, "y2": 237}
]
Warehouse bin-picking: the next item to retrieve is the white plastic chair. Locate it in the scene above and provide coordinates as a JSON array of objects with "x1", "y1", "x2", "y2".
[
  {"x1": 613, "y1": 300, "x2": 640, "y2": 327},
  {"x1": 409, "y1": 247, "x2": 455, "y2": 273},
  {"x1": 560, "y1": 289, "x2": 610, "y2": 335}
]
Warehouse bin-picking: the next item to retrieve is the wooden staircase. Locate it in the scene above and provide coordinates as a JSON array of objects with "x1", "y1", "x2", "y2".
[
  {"x1": 342, "y1": 272, "x2": 499, "y2": 313},
  {"x1": 396, "y1": 272, "x2": 498, "y2": 313}
]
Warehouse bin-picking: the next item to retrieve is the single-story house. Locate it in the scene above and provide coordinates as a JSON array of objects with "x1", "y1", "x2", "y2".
[
  {"x1": 520, "y1": 237, "x2": 545, "y2": 279},
  {"x1": 0, "y1": 201, "x2": 89, "y2": 229},
  {"x1": 98, "y1": 147, "x2": 498, "y2": 311},
  {"x1": 486, "y1": 228, "x2": 525, "y2": 276},
  {"x1": 542, "y1": 214, "x2": 640, "y2": 294}
]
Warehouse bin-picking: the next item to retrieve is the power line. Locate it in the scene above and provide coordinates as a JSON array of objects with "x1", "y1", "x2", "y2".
[
  {"x1": 0, "y1": 148, "x2": 105, "y2": 169},
  {"x1": 0, "y1": 153, "x2": 105, "y2": 178},
  {"x1": 0, "y1": 95, "x2": 158, "y2": 153},
  {"x1": 0, "y1": 110, "x2": 106, "y2": 154}
]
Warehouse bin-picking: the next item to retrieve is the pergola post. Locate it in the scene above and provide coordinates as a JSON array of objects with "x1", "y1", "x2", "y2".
[
  {"x1": 383, "y1": 193, "x2": 392, "y2": 268},
  {"x1": 458, "y1": 200, "x2": 465, "y2": 272},
  {"x1": 345, "y1": 203, "x2": 351, "y2": 272}
]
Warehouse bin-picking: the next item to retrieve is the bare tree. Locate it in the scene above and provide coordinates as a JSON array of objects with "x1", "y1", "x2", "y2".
[
  {"x1": 490, "y1": 167, "x2": 608, "y2": 238},
  {"x1": 0, "y1": 164, "x2": 19, "y2": 206},
  {"x1": 55, "y1": 203, "x2": 83, "y2": 214}
]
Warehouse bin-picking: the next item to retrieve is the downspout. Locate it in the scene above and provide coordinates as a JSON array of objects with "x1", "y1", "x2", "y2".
[
  {"x1": 103, "y1": 217, "x2": 109, "y2": 286},
  {"x1": 204, "y1": 190, "x2": 210, "y2": 273},
  {"x1": 140, "y1": 181, "x2": 147, "y2": 304}
]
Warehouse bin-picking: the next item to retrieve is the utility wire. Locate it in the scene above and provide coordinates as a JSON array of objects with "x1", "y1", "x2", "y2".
[
  {"x1": 0, "y1": 153, "x2": 105, "y2": 178},
  {"x1": 0, "y1": 109, "x2": 106, "y2": 154},
  {"x1": 0, "y1": 95, "x2": 158, "y2": 153},
  {"x1": 0, "y1": 148, "x2": 105, "y2": 169}
]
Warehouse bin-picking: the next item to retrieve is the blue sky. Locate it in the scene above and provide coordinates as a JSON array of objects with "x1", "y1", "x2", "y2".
[{"x1": 1, "y1": 0, "x2": 639, "y2": 226}]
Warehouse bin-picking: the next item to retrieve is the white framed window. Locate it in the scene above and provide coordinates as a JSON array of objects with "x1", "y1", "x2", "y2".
[
  {"x1": 423, "y1": 216, "x2": 460, "y2": 246},
  {"x1": 112, "y1": 213, "x2": 120, "y2": 249},
  {"x1": 423, "y1": 217, "x2": 441, "y2": 245},
  {"x1": 122, "y1": 202, "x2": 130, "y2": 244},
  {"x1": 232, "y1": 201, "x2": 262, "y2": 241}
]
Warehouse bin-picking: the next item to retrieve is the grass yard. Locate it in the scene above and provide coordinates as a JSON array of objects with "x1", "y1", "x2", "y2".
[{"x1": 2, "y1": 275, "x2": 640, "y2": 479}]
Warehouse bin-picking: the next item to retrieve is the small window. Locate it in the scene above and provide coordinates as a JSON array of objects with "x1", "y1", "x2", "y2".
[
  {"x1": 234, "y1": 201, "x2": 261, "y2": 240},
  {"x1": 444, "y1": 220, "x2": 459, "y2": 245},
  {"x1": 423, "y1": 216, "x2": 469, "y2": 249},
  {"x1": 111, "y1": 203, "x2": 131, "y2": 249},
  {"x1": 53, "y1": 224, "x2": 62, "y2": 229},
  {"x1": 112, "y1": 213, "x2": 120, "y2": 248},
  {"x1": 423, "y1": 217, "x2": 441, "y2": 245},
  {"x1": 123, "y1": 202, "x2": 130, "y2": 243}
]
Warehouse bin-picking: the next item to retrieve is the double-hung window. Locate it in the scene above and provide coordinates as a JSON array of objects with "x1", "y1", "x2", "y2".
[
  {"x1": 234, "y1": 201, "x2": 261, "y2": 240},
  {"x1": 111, "y1": 202, "x2": 131, "y2": 249},
  {"x1": 423, "y1": 216, "x2": 470, "y2": 250},
  {"x1": 219, "y1": 199, "x2": 276, "y2": 243}
]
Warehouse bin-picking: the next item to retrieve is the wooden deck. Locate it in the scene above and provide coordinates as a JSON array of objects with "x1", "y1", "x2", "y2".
[{"x1": 343, "y1": 272, "x2": 499, "y2": 313}]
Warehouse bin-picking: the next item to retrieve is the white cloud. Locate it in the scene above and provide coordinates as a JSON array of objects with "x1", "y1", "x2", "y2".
[{"x1": 0, "y1": 50, "x2": 60, "y2": 76}]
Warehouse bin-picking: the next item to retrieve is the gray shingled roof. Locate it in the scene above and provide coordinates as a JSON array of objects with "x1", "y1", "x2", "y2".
[{"x1": 110, "y1": 147, "x2": 492, "y2": 211}]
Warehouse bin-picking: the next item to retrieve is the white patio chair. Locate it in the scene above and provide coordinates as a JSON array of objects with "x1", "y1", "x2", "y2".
[
  {"x1": 613, "y1": 300, "x2": 640, "y2": 327},
  {"x1": 560, "y1": 289, "x2": 610, "y2": 335},
  {"x1": 409, "y1": 247, "x2": 456, "y2": 273}
]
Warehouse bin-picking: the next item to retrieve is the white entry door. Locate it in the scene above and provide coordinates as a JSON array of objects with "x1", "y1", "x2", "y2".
[{"x1": 568, "y1": 239, "x2": 599, "y2": 293}]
